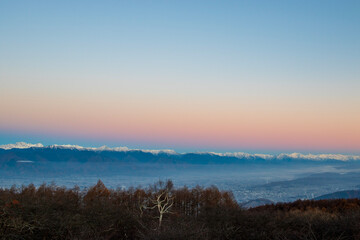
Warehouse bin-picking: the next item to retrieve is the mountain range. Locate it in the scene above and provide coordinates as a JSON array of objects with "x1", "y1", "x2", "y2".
[{"x1": 1, "y1": 142, "x2": 360, "y2": 162}]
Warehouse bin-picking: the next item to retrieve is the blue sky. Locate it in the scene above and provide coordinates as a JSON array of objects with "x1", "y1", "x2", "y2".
[{"x1": 0, "y1": 0, "x2": 359, "y2": 153}]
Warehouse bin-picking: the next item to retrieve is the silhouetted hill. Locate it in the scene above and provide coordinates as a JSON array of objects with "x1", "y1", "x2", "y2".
[
  {"x1": 315, "y1": 189, "x2": 360, "y2": 200},
  {"x1": 241, "y1": 198, "x2": 274, "y2": 208}
]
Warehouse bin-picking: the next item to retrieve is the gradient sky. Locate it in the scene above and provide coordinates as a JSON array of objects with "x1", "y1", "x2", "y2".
[{"x1": 0, "y1": 0, "x2": 359, "y2": 153}]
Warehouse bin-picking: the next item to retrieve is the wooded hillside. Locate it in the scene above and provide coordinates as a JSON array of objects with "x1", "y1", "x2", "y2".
[{"x1": 1, "y1": 180, "x2": 360, "y2": 239}]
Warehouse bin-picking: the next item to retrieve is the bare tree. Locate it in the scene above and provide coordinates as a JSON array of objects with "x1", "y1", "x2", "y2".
[{"x1": 141, "y1": 190, "x2": 174, "y2": 229}]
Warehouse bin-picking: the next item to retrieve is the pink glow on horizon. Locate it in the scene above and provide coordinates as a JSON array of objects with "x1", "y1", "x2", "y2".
[{"x1": 1, "y1": 90, "x2": 359, "y2": 152}]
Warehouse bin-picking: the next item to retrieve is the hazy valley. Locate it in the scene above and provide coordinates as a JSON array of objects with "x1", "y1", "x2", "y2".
[{"x1": 1, "y1": 143, "x2": 360, "y2": 204}]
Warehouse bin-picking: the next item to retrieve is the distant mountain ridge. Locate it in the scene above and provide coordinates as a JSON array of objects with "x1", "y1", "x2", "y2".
[
  {"x1": 0, "y1": 142, "x2": 176, "y2": 155},
  {"x1": 241, "y1": 198, "x2": 274, "y2": 209},
  {"x1": 1, "y1": 142, "x2": 359, "y2": 162},
  {"x1": 315, "y1": 190, "x2": 360, "y2": 200}
]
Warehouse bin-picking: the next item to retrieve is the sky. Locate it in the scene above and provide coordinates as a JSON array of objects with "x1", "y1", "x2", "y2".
[{"x1": 0, "y1": 0, "x2": 359, "y2": 154}]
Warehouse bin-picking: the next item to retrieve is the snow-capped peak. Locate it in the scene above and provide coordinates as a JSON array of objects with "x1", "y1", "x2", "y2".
[
  {"x1": 198, "y1": 151, "x2": 360, "y2": 161},
  {"x1": 0, "y1": 142, "x2": 44, "y2": 150},
  {"x1": 97, "y1": 145, "x2": 111, "y2": 151},
  {"x1": 214, "y1": 152, "x2": 274, "y2": 160},
  {"x1": 140, "y1": 149, "x2": 177, "y2": 155},
  {"x1": 41, "y1": 143, "x2": 175, "y2": 154},
  {"x1": 49, "y1": 144, "x2": 90, "y2": 150},
  {"x1": 276, "y1": 153, "x2": 360, "y2": 161}
]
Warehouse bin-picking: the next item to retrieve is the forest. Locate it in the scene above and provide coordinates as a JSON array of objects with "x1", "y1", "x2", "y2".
[{"x1": 1, "y1": 180, "x2": 360, "y2": 240}]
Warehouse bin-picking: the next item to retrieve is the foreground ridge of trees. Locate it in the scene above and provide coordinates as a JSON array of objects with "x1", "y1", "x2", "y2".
[{"x1": 1, "y1": 181, "x2": 360, "y2": 239}]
